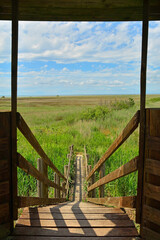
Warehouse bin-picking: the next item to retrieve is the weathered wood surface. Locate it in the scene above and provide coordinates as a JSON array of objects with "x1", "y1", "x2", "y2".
[
  {"x1": 12, "y1": 201, "x2": 138, "y2": 238},
  {"x1": 142, "y1": 227, "x2": 160, "y2": 240},
  {"x1": 143, "y1": 205, "x2": 160, "y2": 227},
  {"x1": 37, "y1": 158, "x2": 48, "y2": 198},
  {"x1": 145, "y1": 158, "x2": 160, "y2": 177},
  {"x1": 16, "y1": 219, "x2": 134, "y2": 227},
  {"x1": 66, "y1": 145, "x2": 74, "y2": 196},
  {"x1": 88, "y1": 156, "x2": 138, "y2": 192},
  {"x1": 99, "y1": 164, "x2": 105, "y2": 198},
  {"x1": 11, "y1": 152, "x2": 138, "y2": 239},
  {"x1": 17, "y1": 113, "x2": 66, "y2": 181},
  {"x1": 17, "y1": 153, "x2": 65, "y2": 192},
  {"x1": 146, "y1": 136, "x2": 160, "y2": 151},
  {"x1": 6, "y1": 237, "x2": 139, "y2": 240},
  {"x1": 0, "y1": 113, "x2": 12, "y2": 238},
  {"x1": 54, "y1": 173, "x2": 60, "y2": 198},
  {"x1": 1, "y1": 0, "x2": 160, "y2": 21},
  {"x1": 11, "y1": 0, "x2": 19, "y2": 221},
  {"x1": 22, "y1": 207, "x2": 124, "y2": 214},
  {"x1": 88, "y1": 196, "x2": 136, "y2": 208},
  {"x1": 84, "y1": 146, "x2": 88, "y2": 177},
  {"x1": 141, "y1": 109, "x2": 160, "y2": 239},
  {"x1": 87, "y1": 111, "x2": 139, "y2": 180},
  {"x1": 19, "y1": 212, "x2": 130, "y2": 220},
  {"x1": 144, "y1": 183, "x2": 160, "y2": 202},
  {"x1": 17, "y1": 196, "x2": 66, "y2": 208},
  {"x1": 13, "y1": 227, "x2": 138, "y2": 237}
]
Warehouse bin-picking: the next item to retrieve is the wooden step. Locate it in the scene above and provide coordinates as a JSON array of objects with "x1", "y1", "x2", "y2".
[
  {"x1": 16, "y1": 219, "x2": 134, "y2": 227},
  {"x1": 19, "y1": 212, "x2": 130, "y2": 220},
  {"x1": 10, "y1": 237, "x2": 139, "y2": 240},
  {"x1": 13, "y1": 226, "x2": 138, "y2": 237}
]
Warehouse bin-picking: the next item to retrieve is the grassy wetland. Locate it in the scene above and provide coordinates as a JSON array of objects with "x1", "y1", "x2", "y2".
[{"x1": 0, "y1": 94, "x2": 160, "y2": 198}]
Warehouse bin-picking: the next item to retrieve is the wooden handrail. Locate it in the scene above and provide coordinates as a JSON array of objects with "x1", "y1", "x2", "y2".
[
  {"x1": 87, "y1": 110, "x2": 140, "y2": 181},
  {"x1": 17, "y1": 112, "x2": 66, "y2": 181},
  {"x1": 17, "y1": 153, "x2": 65, "y2": 192},
  {"x1": 17, "y1": 196, "x2": 66, "y2": 208},
  {"x1": 87, "y1": 196, "x2": 137, "y2": 208},
  {"x1": 88, "y1": 156, "x2": 138, "y2": 192}
]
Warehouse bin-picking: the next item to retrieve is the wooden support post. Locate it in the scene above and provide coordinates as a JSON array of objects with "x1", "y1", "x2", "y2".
[
  {"x1": 99, "y1": 164, "x2": 105, "y2": 198},
  {"x1": 54, "y1": 173, "x2": 60, "y2": 198},
  {"x1": 88, "y1": 165, "x2": 92, "y2": 198},
  {"x1": 136, "y1": 0, "x2": 149, "y2": 224},
  {"x1": 91, "y1": 173, "x2": 96, "y2": 198},
  {"x1": 54, "y1": 173, "x2": 57, "y2": 198},
  {"x1": 62, "y1": 182, "x2": 66, "y2": 198},
  {"x1": 57, "y1": 175, "x2": 60, "y2": 198},
  {"x1": 37, "y1": 158, "x2": 48, "y2": 198},
  {"x1": 11, "y1": 0, "x2": 18, "y2": 221},
  {"x1": 88, "y1": 165, "x2": 95, "y2": 198},
  {"x1": 64, "y1": 165, "x2": 68, "y2": 179}
]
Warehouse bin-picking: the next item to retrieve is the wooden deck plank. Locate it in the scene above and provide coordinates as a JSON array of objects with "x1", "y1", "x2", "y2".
[
  {"x1": 13, "y1": 227, "x2": 138, "y2": 237},
  {"x1": 16, "y1": 219, "x2": 134, "y2": 227},
  {"x1": 22, "y1": 208, "x2": 124, "y2": 214},
  {"x1": 9, "y1": 237, "x2": 139, "y2": 240},
  {"x1": 20, "y1": 213, "x2": 130, "y2": 220},
  {"x1": 12, "y1": 155, "x2": 138, "y2": 239}
]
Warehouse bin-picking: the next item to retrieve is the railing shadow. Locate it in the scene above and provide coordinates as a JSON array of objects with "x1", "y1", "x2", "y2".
[{"x1": 14, "y1": 155, "x2": 137, "y2": 238}]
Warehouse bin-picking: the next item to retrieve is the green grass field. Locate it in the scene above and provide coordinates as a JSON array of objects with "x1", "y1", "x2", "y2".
[{"x1": 0, "y1": 94, "x2": 160, "y2": 198}]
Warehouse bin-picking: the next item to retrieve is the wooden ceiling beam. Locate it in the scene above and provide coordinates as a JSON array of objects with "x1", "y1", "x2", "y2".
[{"x1": 0, "y1": 0, "x2": 160, "y2": 21}]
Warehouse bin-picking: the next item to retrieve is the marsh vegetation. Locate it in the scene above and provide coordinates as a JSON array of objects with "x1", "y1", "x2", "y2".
[{"x1": 0, "y1": 94, "x2": 159, "y2": 197}]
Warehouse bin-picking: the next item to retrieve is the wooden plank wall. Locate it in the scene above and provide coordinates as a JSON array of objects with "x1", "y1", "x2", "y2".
[
  {"x1": 0, "y1": 112, "x2": 12, "y2": 238},
  {"x1": 141, "y1": 109, "x2": 160, "y2": 240}
]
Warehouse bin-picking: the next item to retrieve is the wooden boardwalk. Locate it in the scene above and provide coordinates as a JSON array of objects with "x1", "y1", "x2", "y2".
[{"x1": 10, "y1": 155, "x2": 138, "y2": 239}]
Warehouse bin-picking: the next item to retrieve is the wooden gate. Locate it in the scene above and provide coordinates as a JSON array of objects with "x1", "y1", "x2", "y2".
[
  {"x1": 141, "y1": 109, "x2": 160, "y2": 239},
  {"x1": 0, "y1": 112, "x2": 13, "y2": 238}
]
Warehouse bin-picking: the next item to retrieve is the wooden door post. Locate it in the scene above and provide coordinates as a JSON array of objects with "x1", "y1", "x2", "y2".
[
  {"x1": 37, "y1": 158, "x2": 48, "y2": 198},
  {"x1": 99, "y1": 164, "x2": 105, "y2": 198},
  {"x1": 11, "y1": 0, "x2": 19, "y2": 221},
  {"x1": 136, "y1": 0, "x2": 149, "y2": 224}
]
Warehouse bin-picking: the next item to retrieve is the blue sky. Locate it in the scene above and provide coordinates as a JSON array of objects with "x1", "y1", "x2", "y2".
[{"x1": 0, "y1": 21, "x2": 160, "y2": 96}]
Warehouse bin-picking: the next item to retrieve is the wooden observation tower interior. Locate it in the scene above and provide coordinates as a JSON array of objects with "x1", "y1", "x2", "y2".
[{"x1": 0, "y1": 0, "x2": 160, "y2": 239}]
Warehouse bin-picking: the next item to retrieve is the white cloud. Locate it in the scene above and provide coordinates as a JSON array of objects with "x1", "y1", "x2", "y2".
[{"x1": 0, "y1": 21, "x2": 160, "y2": 95}]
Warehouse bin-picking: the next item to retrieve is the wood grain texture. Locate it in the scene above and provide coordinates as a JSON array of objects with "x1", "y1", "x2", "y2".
[
  {"x1": 1, "y1": 0, "x2": 160, "y2": 21},
  {"x1": 142, "y1": 227, "x2": 160, "y2": 240},
  {"x1": 87, "y1": 111, "x2": 139, "y2": 181},
  {"x1": 11, "y1": 0, "x2": 19, "y2": 220},
  {"x1": 144, "y1": 183, "x2": 160, "y2": 202},
  {"x1": 87, "y1": 196, "x2": 137, "y2": 208},
  {"x1": 13, "y1": 227, "x2": 138, "y2": 237},
  {"x1": 145, "y1": 158, "x2": 160, "y2": 177},
  {"x1": 16, "y1": 219, "x2": 134, "y2": 227},
  {"x1": 140, "y1": 109, "x2": 160, "y2": 238},
  {"x1": 20, "y1": 212, "x2": 130, "y2": 220},
  {"x1": 17, "y1": 153, "x2": 65, "y2": 192},
  {"x1": 37, "y1": 158, "x2": 48, "y2": 198},
  {"x1": 9, "y1": 237, "x2": 138, "y2": 240},
  {"x1": 88, "y1": 156, "x2": 138, "y2": 192},
  {"x1": 0, "y1": 112, "x2": 12, "y2": 237},
  {"x1": 17, "y1": 113, "x2": 66, "y2": 181},
  {"x1": 143, "y1": 205, "x2": 160, "y2": 227},
  {"x1": 17, "y1": 196, "x2": 66, "y2": 208}
]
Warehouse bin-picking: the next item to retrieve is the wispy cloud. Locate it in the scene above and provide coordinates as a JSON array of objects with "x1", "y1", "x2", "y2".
[{"x1": 0, "y1": 21, "x2": 160, "y2": 96}]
